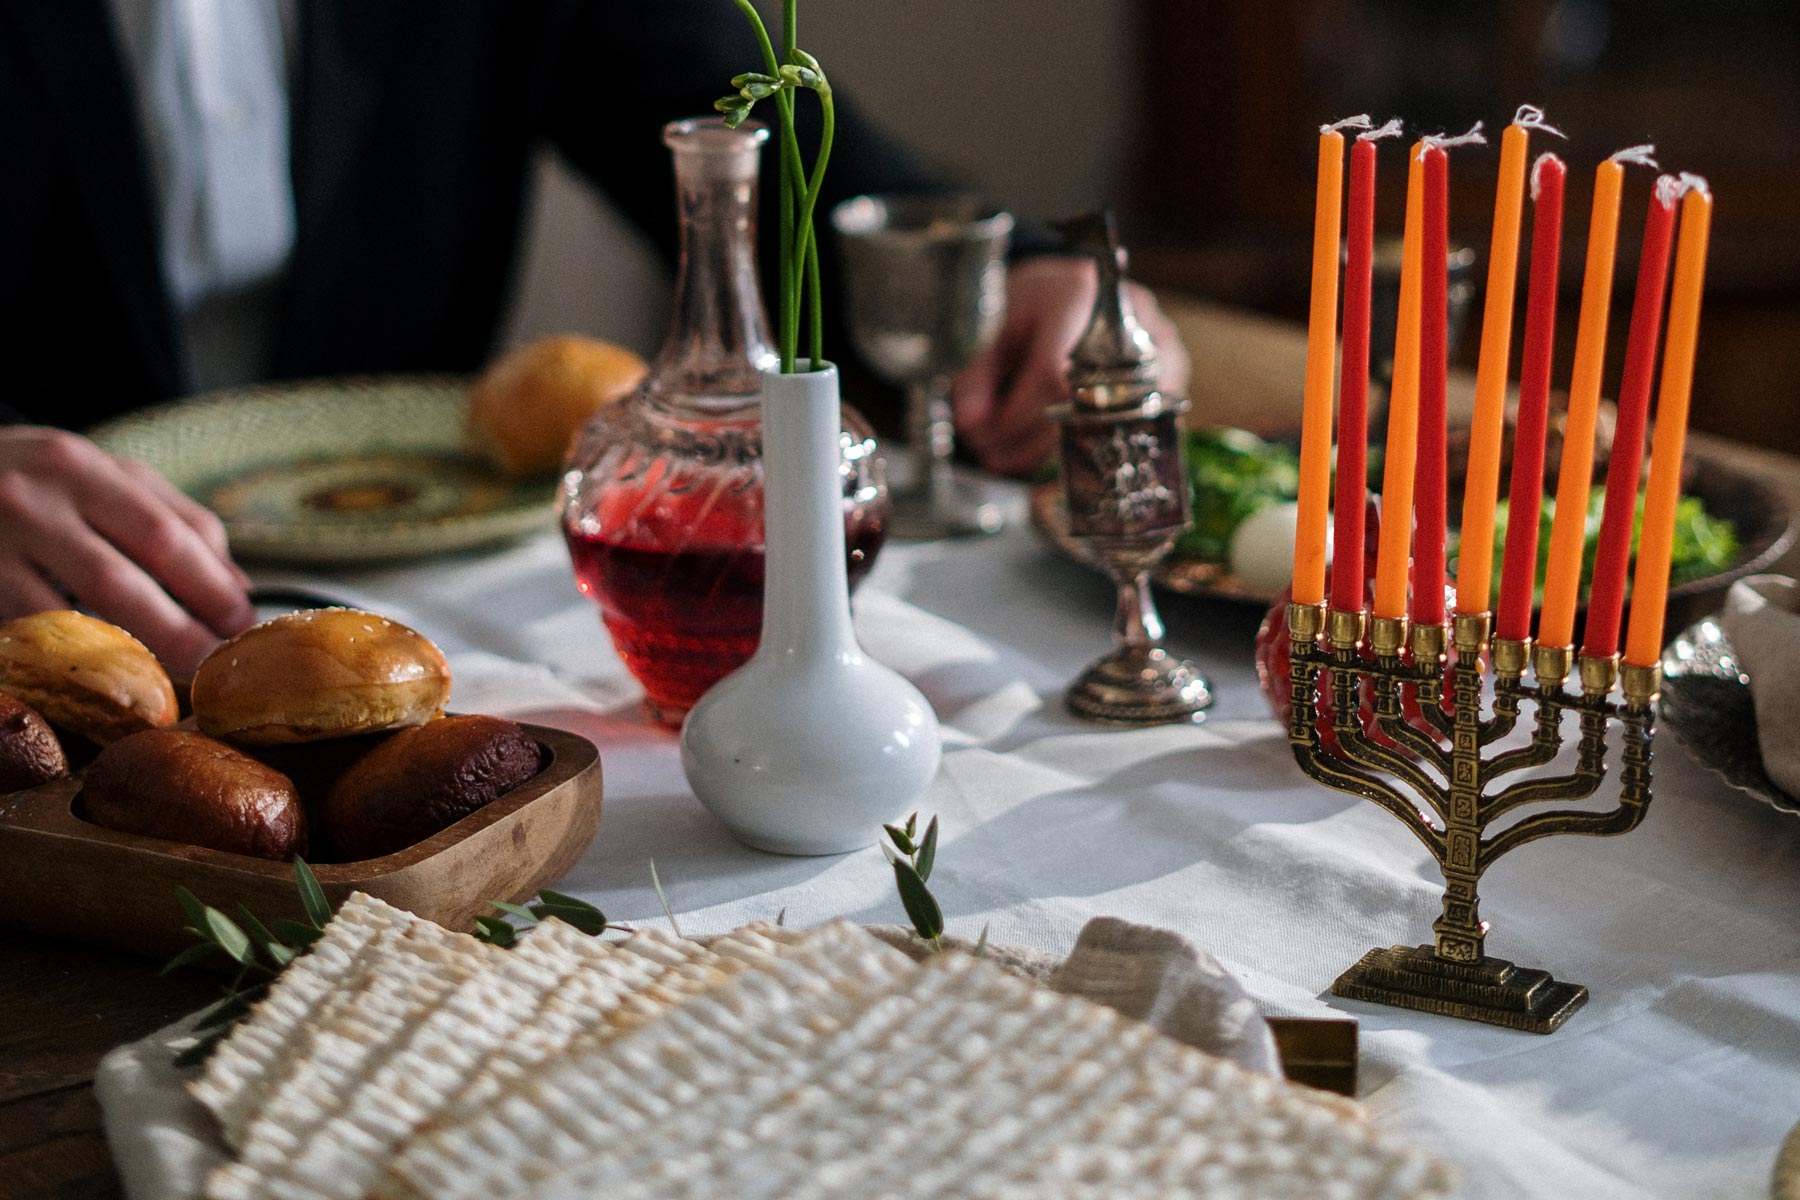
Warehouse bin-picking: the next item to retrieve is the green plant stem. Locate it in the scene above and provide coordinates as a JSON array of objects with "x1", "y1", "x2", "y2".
[
  {"x1": 786, "y1": 0, "x2": 807, "y2": 370},
  {"x1": 806, "y1": 229, "x2": 823, "y2": 367},
  {"x1": 729, "y1": 0, "x2": 803, "y2": 371},
  {"x1": 791, "y1": 84, "x2": 832, "y2": 370}
]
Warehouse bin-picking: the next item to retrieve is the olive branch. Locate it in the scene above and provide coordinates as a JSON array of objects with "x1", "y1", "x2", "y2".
[
  {"x1": 162, "y1": 815, "x2": 969, "y2": 1069},
  {"x1": 715, "y1": 0, "x2": 832, "y2": 374},
  {"x1": 161, "y1": 859, "x2": 614, "y2": 1067}
]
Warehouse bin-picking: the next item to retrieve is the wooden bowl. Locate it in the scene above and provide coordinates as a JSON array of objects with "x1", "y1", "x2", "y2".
[{"x1": 0, "y1": 723, "x2": 602, "y2": 959}]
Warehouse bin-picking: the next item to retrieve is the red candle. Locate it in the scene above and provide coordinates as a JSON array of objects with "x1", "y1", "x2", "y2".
[
  {"x1": 1496, "y1": 153, "x2": 1567, "y2": 642},
  {"x1": 1582, "y1": 176, "x2": 1679, "y2": 658},
  {"x1": 1330, "y1": 136, "x2": 1379, "y2": 614},
  {"x1": 1412, "y1": 143, "x2": 1450, "y2": 626}
]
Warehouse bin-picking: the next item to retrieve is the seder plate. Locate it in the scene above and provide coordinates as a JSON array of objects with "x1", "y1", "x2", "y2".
[
  {"x1": 90, "y1": 376, "x2": 557, "y2": 565},
  {"x1": 1660, "y1": 619, "x2": 1799, "y2": 818}
]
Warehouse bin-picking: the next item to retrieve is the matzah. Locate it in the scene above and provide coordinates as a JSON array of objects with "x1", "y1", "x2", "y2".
[
  {"x1": 212, "y1": 918, "x2": 612, "y2": 1200},
  {"x1": 187, "y1": 893, "x2": 450, "y2": 1148},
  {"x1": 387, "y1": 920, "x2": 916, "y2": 1200},
  {"x1": 187, "y1": 899, "x2": 1450, "y2": 1200},
  {"x1": 523, "y1": 949, "x2": 1453, "y2": 1200},
  {"x1": 204, "y1": 911, "x2": 496, "y2": 1200},
  {"x1": 372, "y1": 922, "x2": 801, "y2": 1200}
]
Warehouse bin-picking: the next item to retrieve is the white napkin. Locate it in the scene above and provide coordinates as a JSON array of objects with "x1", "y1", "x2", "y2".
[
  {"x1": 1717, "y1": 574, "x2": 1800, "y2": 796},
  {"x1": 95, "y1": 919, "x2": 1281, "y2": 1200}
]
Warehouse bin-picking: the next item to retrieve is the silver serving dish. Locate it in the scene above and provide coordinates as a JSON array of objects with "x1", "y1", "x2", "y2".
[{"x1": 1660, "y1": 619, "x2": 1798, "y2": 817}]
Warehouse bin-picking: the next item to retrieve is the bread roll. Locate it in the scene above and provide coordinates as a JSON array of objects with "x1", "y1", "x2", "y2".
[
  {"x1": 0, "y1": 610, "x2": 178, "y2": 745},
  {"x1": 318, "y1": 715, "x2": 541, "y2": 861},
  {"x1": 468, "y1": 335, "x2": 646, "y2": 475},
  {"x1": 79, "y1": 729, "x2": 305, "y2": 860},
  {"x1": 192, "y1": 609, "x2": 450, "y2": 746},
  {"x1": 0, "y1": 693, "x2": 67, "y2": 792}
]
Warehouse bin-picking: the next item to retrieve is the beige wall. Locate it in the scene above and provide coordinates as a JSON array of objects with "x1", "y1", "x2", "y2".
[{"x1": 501, "y1": 1, "x2": 1136, "y2": 357}]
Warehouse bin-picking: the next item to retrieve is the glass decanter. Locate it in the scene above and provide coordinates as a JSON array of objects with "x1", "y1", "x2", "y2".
[{"x1": 560, "y1": 118, "x2": 888, "y2": 727}]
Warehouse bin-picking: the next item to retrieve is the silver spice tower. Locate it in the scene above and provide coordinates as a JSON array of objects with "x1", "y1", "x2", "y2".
[{"x1": 1050, "y1": 212, "x2": 1212, "y2": 724}]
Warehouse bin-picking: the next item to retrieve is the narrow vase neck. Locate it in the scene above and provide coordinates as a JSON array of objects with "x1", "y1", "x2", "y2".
[
  {"x1": 651, "y1": 120, "x2": 777, "y2": 412},
  {"x1": 759, "y1": 364, "x2": 856, "y2": 657}
]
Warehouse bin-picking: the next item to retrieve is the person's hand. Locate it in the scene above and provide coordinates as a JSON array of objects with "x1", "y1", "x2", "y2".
[
  {"x1": 950, "y1": 256, "x2": 1190, "y2": 477},
  {"x1": 0, "y1": 426, "x2": 254, "y2": 675}
]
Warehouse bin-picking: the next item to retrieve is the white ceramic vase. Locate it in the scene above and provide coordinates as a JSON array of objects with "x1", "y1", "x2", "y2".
[{"x1": 682, "y1": 362, "x2": 941, "y2": 855}]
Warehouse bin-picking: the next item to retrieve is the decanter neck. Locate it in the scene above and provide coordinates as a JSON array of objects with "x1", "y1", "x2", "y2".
[{"x1": 651, "y1": 119, "x2": 778, "y2": 413}]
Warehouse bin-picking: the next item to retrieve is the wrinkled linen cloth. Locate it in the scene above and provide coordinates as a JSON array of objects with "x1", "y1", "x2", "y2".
[
  {"x1": 1720, "y1": 574, "x2": 1800, "y2": 797},
  {"x1": 98, "y1": 915, "x2": 1279, "y2": 1200},
  {"x1": 102, "y1": 496, "x2": 1800, "y2": 1199}
]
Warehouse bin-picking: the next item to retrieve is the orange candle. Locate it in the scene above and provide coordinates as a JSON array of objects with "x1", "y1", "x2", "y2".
[
  {"x1": 1536, "y1": 152, "x2": 1634, "y2": 648},
  {"x1": 1455, "y1": 109, "x2": 1543, "y2": 614},
  {"x1": 1292, "y1": 122, "x2": 1351, "y2": 606},
  {"x1": 1624, "y1": 181, "x2": 1712, "y2": 668},
  {"x1": 1373, "y1": 145, "x2": 1426, "y2": 621}
]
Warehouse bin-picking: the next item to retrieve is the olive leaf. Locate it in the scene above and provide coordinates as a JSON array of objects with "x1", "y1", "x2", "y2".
[
  {"x1": 915, "y1": 816, "x2": 939, "y2": 884},
  {"x1": 488, "y1": 900, "x2": 540, "y2": 923},
  {"x1": 530, "y1": 890, "x2": 609, "y2": 936},
  {"x1": 202, "y1": 908, "x2": 256, "y2": 970},
  {"x1": 159, "y1": 942, "x2": 216, "y2": 976},
  {"x1": 270, "y1": 919, "x2": 322, "y2": 950},
  {"x1": 473, "y1": 915, "x2": 518, "y2": 947},
  {"x1": 294, "y1": 857, "x2": 331, "y2": 929},
  {"x1": 882, "y1": 823, "x2": 915, "y2": 855},
  {"x1": 892, "y1": 859, "x2": 944, "y2": 944},
  {"x1": 882, "y1": 814, "x2": 946, "y2": 949}
]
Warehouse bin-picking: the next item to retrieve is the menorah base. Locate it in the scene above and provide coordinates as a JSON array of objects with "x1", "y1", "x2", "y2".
[{"x1": 1332, "y1": 945, "x2": 1589, "y2": 1034}]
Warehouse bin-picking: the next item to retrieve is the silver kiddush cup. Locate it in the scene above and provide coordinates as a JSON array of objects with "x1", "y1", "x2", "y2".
[{"x1": 1049, "y1": 213, "x2": 1211, "y2": 725}]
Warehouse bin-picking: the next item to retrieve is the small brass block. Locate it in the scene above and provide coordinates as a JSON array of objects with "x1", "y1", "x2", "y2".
[
  {"x1": 1410, "y1": 621, "x2": 1447, "y2": 665},
  {"x1": 1369, "y1": 615, "x2": 1409, "y2": 657},
  {"x1": 1288, "y1": 601, "x2": 1327, "y2": 641},
  {"x1": 1325, "y1": 607, "x2": 1367, "y2": 651},
  {"x1": 1620, "y1": 661, "x2": 1662, "y2": 705},
  {"x1": 1451, "y1": 611, "x2": 1492, "y2": 655},
  {"x1": 1534, "y1": 643, "x2": 1574, "y2": 686},
  {"x1": 1578, "y1": 653, "x2": 1620, "y2": 697},
  {"x1": 1491, "y1": 636, "x2": 1531, "y2": 677}
]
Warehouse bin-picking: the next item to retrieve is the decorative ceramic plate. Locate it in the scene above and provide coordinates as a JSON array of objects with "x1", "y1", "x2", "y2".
[
  {"x1": 90, "y1": 377, "x2": 556, "y2": 564},
  {"x1": 1660, "y1": 619, "x2": 1799, "y2": 818}
]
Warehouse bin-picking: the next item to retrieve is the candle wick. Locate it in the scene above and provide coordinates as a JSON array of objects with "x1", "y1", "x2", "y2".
[
  {"x1": 1359, "y1": 117, "x2": 1405, "y2": 142},
  {"x1": 1677, "y1": 171, "x2": 1711, "y2": 198},
  {"x1": 1530, "y1": 152, "x2": 1564, "y2": 202},
  {"x1": 1653, "y1": 174, "x2": 1683, "y2": 208},
  {"x1": 1608, "y1": 144, "x2": 1659, "y2": 169},
  {"x1": 1419, "y1": 122, "x2": 1488, "y2": 158},
  {"x1": 1322, "y1": 113, "x2": 1375, "y2": 135},
  {"x1": 1512, "y1": 104, "x2": 1567, "y2": 139}
]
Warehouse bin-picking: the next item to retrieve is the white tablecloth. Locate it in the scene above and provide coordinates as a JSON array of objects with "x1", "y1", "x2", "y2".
[{"x1": 258, "y1": 494, "x2": 1800, "y2": 1200}]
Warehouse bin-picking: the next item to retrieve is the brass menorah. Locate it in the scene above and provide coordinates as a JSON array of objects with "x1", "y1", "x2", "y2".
[{"x1": 1287, "y1": 602, "x2": 1660, "y2": 1033}]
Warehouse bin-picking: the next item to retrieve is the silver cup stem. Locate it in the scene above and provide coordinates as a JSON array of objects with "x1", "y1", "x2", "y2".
[
  {"x1": 906, "y1": 376, "x2": 958, "y2": 509},
  {"x1": 1112, "y1": 568, "x2": 1164, "y2": 649}
]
